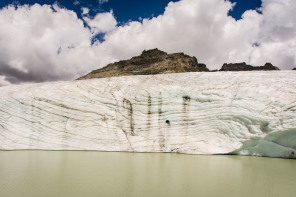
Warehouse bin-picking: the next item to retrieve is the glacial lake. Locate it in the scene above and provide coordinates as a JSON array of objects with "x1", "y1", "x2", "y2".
[{"x1": 0, "y1": 151, "x2": 295, "y2": 197}]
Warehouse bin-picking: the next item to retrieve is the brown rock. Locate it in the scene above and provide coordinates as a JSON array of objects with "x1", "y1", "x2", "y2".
[
  {"x1": 220, "y1": 62, "x2": 279, "y2": 71},
  {"x1": 220, "y1": 62, "x2": 253, "y2": 71},
  {"x1": 253, "y1": 63, "x2": 280, "y2": 70},
  {"x1": 77, "y1": 48, "x2": 209, "y2": 80}
]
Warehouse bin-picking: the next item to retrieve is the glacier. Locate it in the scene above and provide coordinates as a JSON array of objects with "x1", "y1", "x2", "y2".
[{"x1": 0, "y1": 71, "x2": 295, "y2": 159}]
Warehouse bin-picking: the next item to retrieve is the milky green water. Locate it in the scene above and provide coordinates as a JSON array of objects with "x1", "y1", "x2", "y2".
[{"x1": 0, "y1": 151, "x2": 295, "y2": 197}]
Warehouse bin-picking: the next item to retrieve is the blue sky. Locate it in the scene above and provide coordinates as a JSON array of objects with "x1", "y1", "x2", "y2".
[
  {"x1": 0, "y1": 0, "x2": 295, "y2": 86},
  {"x1": 0, "y1": 0, "x2": 262, "y2": 22}
]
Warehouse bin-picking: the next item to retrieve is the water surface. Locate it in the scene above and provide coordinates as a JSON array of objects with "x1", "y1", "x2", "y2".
[{"x1": 0, "y1": 151, "x2": 295, "y2": 197}]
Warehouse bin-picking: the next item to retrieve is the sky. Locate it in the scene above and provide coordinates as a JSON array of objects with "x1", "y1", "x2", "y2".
[{"x1": 0, "y1": 0, "x2": 295, "y2": 86}]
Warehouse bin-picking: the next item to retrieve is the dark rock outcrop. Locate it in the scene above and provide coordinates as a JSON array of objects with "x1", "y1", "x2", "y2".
[
  {"x1": 220, "y1": 62, "x2": 280, "y2": 71},
  {"x1": 293, "y1": 68, "x2": 296, "y2": 70},
  {"x1": 255, "y1": 63, "x2": 280, "y2": 71},
  {"x1": 77, "y1": 48, "x2": 209, "y2": 80}
]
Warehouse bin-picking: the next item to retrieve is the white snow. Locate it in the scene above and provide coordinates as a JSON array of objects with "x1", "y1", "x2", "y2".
[{"x1": 0, "y1": 71, "x2": 295, "y2": 158}]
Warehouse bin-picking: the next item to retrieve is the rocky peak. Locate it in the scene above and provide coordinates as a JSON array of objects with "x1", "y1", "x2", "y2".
[
  {"x1": 258, "y1": 63, "x2": 280, "y2": 70},
  {"x1": 77, "y1": 49, "x2": 209, "y2": 80},
  {"x1": 220, "y1": 62, "x2": 252, "y2": 71},
  {"x1": 220, "y1": 62, "x2": 279, "y2": 71},
  {"x1": 77, "y1": 49, "x2": 281, "y2": 80},
  {"x1": 140, "y1": 48, "x2": 167, "y2": 58}
]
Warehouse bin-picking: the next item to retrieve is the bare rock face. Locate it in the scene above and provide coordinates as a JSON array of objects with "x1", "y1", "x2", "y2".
[
  {"x1": 293, "y1": 68, "x2": 296, "y2": 70},
  {"x1": 255, "y1": 63, "x2": 280, "y2": 70},
  {"x1": 220, "y1": 62, "x2": 253, "y2": 71},
  {"x1": 220, "y1": 62, "x2": 280, "y2": 71},
  {"x1": 77, "y1": 49, "x2": 209, "y2": 80}
]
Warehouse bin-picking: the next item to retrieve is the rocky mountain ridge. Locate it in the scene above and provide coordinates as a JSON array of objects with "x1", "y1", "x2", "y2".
[
  {"x1": 77, "y1": 49, "x2": 280, "y2": 80},
  {"x1": 220, "y1": 62, "x2": 279, "y2": 71},
  {"x1": 77, "y1": 49, "x2": 208, "y2": 80}
]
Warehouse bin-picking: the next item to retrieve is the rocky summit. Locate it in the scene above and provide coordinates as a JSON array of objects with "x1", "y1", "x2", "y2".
[
  {"x1": 220, "y1": 62, "x2": 279, "y2": 71},
  {"x1": 77, "y1": 49, "x2": 209, "y2": 80},
  {"x1": 77, "y1": 49, "x2": 281, "y2": 80}
]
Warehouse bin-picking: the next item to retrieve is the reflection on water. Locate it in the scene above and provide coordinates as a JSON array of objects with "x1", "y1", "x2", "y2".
[{"x1": 0, "y1": 151, "x2": 295, "y2": 197}]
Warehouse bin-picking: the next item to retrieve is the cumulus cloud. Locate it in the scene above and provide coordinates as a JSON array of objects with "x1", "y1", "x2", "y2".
[
  {"x1": 0, "y1": 4, "x2": 116, "y2": 85},
  {"x1": 81, "y1": 7, "x2": 89, "y2": 15},
  {"x1": 0, "y1": 0, "x2": 295, "y2": 86},
  {"x1": 83, "y1": 11, "x2": 117, "y2": 34},
  {"x1": 100, "y1": 0, "x2": 261, "y2": 68},
  {"x1": 249, "y1": 0, "x2": 296, "y2": 67}
]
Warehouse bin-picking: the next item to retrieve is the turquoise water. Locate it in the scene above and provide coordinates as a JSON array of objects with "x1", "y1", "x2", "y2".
[{"x1": 0, "y1": 151, "x2": 295, "y2": 197}]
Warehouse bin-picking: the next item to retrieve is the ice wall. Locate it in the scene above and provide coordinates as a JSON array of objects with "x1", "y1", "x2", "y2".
[{"x1": 0, "y1": 71, "x2": 295, "y2": 158}]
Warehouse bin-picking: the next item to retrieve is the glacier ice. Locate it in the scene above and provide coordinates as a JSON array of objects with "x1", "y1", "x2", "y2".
[{"x1": 0, "y1": 71, "x2": 295, "y2": 159}]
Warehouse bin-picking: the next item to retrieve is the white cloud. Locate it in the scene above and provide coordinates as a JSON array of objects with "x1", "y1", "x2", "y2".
[
  {"x1": 249, "y1": 0, "x2": 296, "y2": 67},
  {"x1": 101, "y1": 0, "x2": 296, "y2": 69},
  {"x1": 0, "y1": 0, "x2": 295, "y2": 86},
  {"x1": 0, "y1": 76, "x2": 11, "y2": 87},
  {"x1": 83, "y1": 11, "x2": 117, "y2": 34},
  {"x1": 81, "y1": 7, "x2": 89, "y2": 15},
  {"x1": 0, "y1": 4, "x2": 116, "y2": 85},
  {"x1": 100, "y1": 0, "x2": 262, "y2": 68}
]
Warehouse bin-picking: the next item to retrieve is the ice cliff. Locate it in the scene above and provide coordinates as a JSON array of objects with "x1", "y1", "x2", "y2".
[{"x1": 0, "y1": 71, "x2": 295, "y2": 159}]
